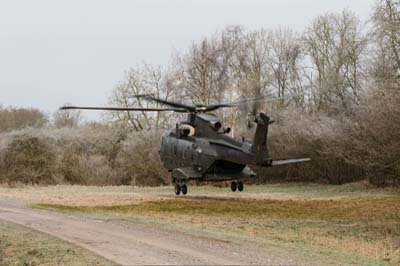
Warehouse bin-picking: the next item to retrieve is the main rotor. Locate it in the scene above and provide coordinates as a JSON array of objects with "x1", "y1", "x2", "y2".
[{"x1": 60, "y1": 94, "x2": 298, "y2": 114}]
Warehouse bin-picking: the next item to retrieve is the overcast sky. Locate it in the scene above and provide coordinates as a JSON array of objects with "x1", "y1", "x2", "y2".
[{"x1": 0, "y1": 0, "x2": 376, "y2": 120}]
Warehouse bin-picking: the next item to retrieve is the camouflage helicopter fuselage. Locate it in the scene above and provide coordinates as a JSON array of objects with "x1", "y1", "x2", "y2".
[{"x1": 160, "y1": 112, "x2": 308, "y2": 184}]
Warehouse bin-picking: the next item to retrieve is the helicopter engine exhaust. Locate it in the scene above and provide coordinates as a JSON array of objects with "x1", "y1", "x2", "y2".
[{"x1": 210, "y1": 121, "x2": 222, "y2": 131}]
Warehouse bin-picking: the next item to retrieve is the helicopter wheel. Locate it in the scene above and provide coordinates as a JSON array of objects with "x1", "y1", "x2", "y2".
[
  {"x1": 174, "y1": 184, "x2": 181, "y2": 195},
  {"x1": 231, "y1": 181, "x2": 238, "y2": 192},
  {"x1": 181, "y1": 184, "x2": 188, "y2": 195},
  {"x1": 238, "y1": 181, "x2": 244, "y2": 192}
]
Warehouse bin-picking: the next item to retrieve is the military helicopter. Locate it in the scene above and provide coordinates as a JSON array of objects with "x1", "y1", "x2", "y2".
[{"x1": 60, "y1": 95, "x2": 310, "y2": 195}]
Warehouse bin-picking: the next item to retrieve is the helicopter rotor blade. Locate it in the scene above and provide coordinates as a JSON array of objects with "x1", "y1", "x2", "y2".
[
  {"x1": 236, "y1": 94, "x2": 298, "y2": 106},
  {"x1": 136, "y1": 95, "x2": 196, "y2": 112},
  {"x1": 62, "y1": 94, "x2": 303, "y2": 114},
  {"x1": 59, "y1": 106, "x2": 187, "y2": 112},
  {"x1": 131, "y1": 93, "x2": 156, "y2": 98},
  {"x1": 205, "y1": 94, "x2": 302, "y2": 112}
]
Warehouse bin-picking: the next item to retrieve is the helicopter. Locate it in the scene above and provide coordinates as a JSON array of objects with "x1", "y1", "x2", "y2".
[{"x1": 60, "y1": 95, "x2": 310, "y2": 195}]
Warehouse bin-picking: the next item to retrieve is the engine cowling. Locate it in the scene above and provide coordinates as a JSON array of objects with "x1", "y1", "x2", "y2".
[{"x1": 210, "y1": 121, "x2": 222, "y2": 131}]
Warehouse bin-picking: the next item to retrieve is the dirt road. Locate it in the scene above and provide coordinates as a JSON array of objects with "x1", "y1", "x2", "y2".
[{"x1": 0, "y1": 199, "x2": 304, "y2": 265}]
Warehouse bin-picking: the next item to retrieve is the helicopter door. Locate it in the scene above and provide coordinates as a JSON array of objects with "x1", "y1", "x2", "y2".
[
  {"x1": 182, "y1": 144, "x2": 193, "y2": 165},
  {"x1": 191, "y1": 142, "x2": 201, "y2": 168},
  {"x1": 176, "y1": 140, "x2": 190, "y2": 167}
]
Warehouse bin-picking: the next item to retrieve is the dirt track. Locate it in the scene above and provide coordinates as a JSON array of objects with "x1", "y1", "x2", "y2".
[{"x1": 0, "y1": 199, "x2": 303, "y2": 265}]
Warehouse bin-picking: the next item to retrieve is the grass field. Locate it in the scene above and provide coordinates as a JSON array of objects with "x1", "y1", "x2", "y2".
[
  {"x1": 29, "y1": 182, "x2": 400, "y2": 266},
  {"x1": 0, "y1": 220, "x2": 114, "y2": 266}
]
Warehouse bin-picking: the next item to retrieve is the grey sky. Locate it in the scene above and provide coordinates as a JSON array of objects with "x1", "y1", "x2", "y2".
[{"x1": 0, "y1": 0, "x2": 375, "y2": 120}]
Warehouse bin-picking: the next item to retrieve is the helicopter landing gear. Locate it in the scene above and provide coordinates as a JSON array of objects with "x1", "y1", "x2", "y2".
[
  {"x1": 231, "y1": 181, "x2": 244, "y2": 192},
  {"x1": 231, "y1": 181, "x2": 237, "y2": 192},
  {"x1": 174, "y1": 181, "x2": 188, "y2": 196},
  {"x1": 181, "y1": 184, "x2": 188, "y2": 195},
  {"x1": 174, "y1": 184, "x2": 181, "y2": 195},
  {"x1": 238, "y1": 181, "x2": 244, "y2": 192}
]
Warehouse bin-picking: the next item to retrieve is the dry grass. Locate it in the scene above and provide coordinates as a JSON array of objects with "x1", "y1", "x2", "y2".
[
  {"x1": 38, "y1": 197, "x2": 400, "y2": 264},
  {"x1": 0, "y1": 220, "x2": 114, "y2": 266},
  {"x1": 25, "y1": 182, "x2": 400, "y2": 266},
  {"x1": 1, "y1": 181, "x2": 398, "y2": 205}
]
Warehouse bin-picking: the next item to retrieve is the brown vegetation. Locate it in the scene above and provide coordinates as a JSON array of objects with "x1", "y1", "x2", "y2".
[
  {"x1": 0, "y1": 127, "x2": 168, "y2": 186},
  {"x1": 0, "y1": 106, "x2": 47, "y2": 133}
]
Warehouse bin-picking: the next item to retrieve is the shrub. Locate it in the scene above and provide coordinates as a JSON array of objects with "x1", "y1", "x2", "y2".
[
  {"x1": 245, "y1": 109, "x2": 366, "y2": 184},
  {"x1": 2, "y1": 136, "x2": 57, "y2": 185},
  {"x1": 347, "y1": 87, "x2": 400, "y2": 186},
  {"x1": 60, "y1": 144, "x2": 120, "y2": 185},
  {"x1": 116, "y1": 130, "x2": 169, "y2": 186},
  {"x1": 0, "y1": 106, "x2": 47, "y2": 132}
]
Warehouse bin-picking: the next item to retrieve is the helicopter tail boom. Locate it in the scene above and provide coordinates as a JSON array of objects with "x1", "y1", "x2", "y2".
[{"x1": 271, "y1": 158, "x2": 311, "y2": 166}]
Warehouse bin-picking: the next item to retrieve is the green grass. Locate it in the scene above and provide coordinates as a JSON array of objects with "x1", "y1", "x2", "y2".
[
  {"x1": 34, "y1": 182, "x2": 400, "y2": 266},
  {"x1": 213, "y1": 181, "x2": 399, "y2": 198},
  {"x1": 142, "y1": 181, "x2": 400, "y2": 200},
  {"x1": 0, "y1": 220, "x2": 115, "y2": 266}
]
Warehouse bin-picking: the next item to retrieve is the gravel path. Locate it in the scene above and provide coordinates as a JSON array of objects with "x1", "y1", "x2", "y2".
[{"x1": 0, "y1": 199, "x2": 305, "y2": 265}]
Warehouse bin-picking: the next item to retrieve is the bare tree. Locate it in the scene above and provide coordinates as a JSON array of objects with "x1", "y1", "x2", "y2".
[
  {"x1": 218, "y1": 26, "x2": 247, "y2": 135},
  {"x1": 371, "y1": 0, "x2": 400, "y2": 82},
  {"x1": 355, "y1": 0, "x2": 400, "y2": 185},
  {"x1": 53, "y1": 105, "x2": 81, "y2": 128},
  {"x1": 303, "y1": 10, "x2": 368, "y2": 111},
  {"x1": 267, "y1": 28, "x2": 305, "y2": 108},
  {"x1": 0, "y1": 106, "x2": 48, "y2": 132},
  {"x1": 108, "y1": 63, "x2": 175, "y2": 131},
  {"x1": 241, "y1": 30, "x2": 272, "y2": 99},
  {"x1": 173, "y1": 34, "x2": 228, "y2": 105}
]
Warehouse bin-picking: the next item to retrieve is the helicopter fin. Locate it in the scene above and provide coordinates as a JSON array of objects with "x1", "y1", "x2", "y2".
[{"x1": 251, "y1": 113, "x2": 272, "y2": 166}]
